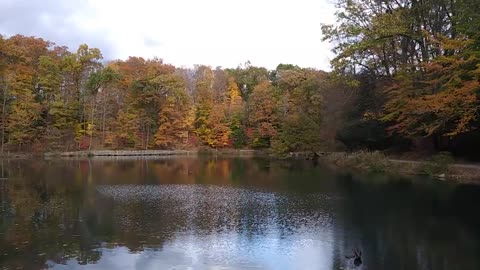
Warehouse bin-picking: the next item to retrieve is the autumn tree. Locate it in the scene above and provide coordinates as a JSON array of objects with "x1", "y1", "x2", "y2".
[
  {"x1": 227, "y1": 62, "x2": 269, "y2": 100},
  {"x1": 153, "y1": 75, "x2": 192, "y2": 149},
  {"x1": 1, "y1": 36, "x2": 50, "y2": 150},
  {"x1": 272, "y1": 68, "x2": 325, "y2": 153},
  {"x1": 247, "y1": 81, "x2": 278, "y2": 148},
  {"x1": 0, "y1": 35, "x2": 10, "y2": 153},
  {"x1": 324, "y1": 0, "x2": 480, "y2": 153},
  {"x1": 193, "y1": 65, "x2": 214, "y2": 145},
  {"x1": 85, "y1": 67, "x2": 120, "y2": 149},
  {"x1": 226, "y1": 77, "x2": 246, "y2": 148},
  {"x1": 60, "y1": 44, "x2": 103, "y2": 148},
  {"x1": 110, "y1": 58, "x2": 176, "y2": 149}
]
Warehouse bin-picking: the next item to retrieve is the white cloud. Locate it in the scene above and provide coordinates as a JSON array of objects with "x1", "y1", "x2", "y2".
[{"x1": 1, "y1": 0, "x2": 336, "y2": 70}]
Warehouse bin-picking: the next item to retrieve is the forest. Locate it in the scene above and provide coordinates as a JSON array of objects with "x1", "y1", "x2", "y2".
[{"x1": 0, "y1": 0, "x2": 479, "y2": 160}]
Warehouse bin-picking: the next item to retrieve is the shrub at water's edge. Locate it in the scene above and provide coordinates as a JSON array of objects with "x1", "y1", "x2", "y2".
[
  {"x1": 325, "y1": 151, "x2": 391, "y2": 173},
  {"x1": 323, "y1": 151, "x2": 479, "y2": 183},
  {"x1": 420, "y1": 152, "x2": 454, "y2": 177}
]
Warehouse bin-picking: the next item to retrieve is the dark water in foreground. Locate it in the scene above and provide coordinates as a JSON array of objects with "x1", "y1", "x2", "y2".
[{"x1": 0, "y1": 157, "x2": 479, "y2": 270}]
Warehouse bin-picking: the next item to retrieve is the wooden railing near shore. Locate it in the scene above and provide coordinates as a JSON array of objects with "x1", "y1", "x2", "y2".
[{"x1": 45, "y1": 150, "x2": 198, "y2": 157}]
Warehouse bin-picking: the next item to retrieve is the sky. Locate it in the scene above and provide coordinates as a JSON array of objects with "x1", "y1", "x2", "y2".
[{"x1": 0, "y1": 0, "x2": 337, "y2": 70}]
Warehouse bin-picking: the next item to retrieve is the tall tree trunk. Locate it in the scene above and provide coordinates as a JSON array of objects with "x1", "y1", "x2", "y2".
[
  {"x1": 145, "y1": 125, "x2": 149, "y2": 150},
  {"x1": 102, "y1": 91, "x2": 106, "y2": 146},
  {"x1": 88, "y1": 95, "x2": 96, "y2": 151},
  {"x1": 1, "y1": 83, "x2": 8, "y2": 155}
]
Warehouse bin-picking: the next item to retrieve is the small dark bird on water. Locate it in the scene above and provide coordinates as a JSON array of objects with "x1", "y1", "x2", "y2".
[{"x1": 345, "y1": 248, "x2": 362, "y2": 267}]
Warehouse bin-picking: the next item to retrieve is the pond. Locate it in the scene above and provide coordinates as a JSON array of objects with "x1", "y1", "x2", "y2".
[{"x1": 0, "y1": 157, "x2": 479, "y2": 270}]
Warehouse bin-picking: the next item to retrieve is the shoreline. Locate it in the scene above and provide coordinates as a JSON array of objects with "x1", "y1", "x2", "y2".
[
  {"x1": 42, "y1": 149, "x2": 263, "y2": 158},
  {"x1": 1, "y1": 149, "x2": 479, "y2": 184},
  {"x1": 44, "y1": 150, "x2": 198, "y2": 157},
  {"x1": 321, "y1": 151, "x2": 480, "y2": 184},
  {"x1": 0, "y1": 149, "x2": 265, "y2": 159}
]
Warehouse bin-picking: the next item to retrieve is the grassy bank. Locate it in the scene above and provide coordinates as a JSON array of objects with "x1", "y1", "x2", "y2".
[
  {"x1": 197, "y1": 148, "x2": 263, "y2": 157},
  {"x1": 44, "y1": 149, "x2": 265, "y2": 158},
  {"x1": 323, "y1": 151, "x2": 480, "y2": 183}
]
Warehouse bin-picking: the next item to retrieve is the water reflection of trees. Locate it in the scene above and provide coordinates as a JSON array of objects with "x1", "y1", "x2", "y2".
[
  {"x1": 333, "y1": 174, "x2": 480, "y2": 270},
  {"x1": 0, "y1": 157, "x2": 324, "y2": 269},
  {"x1": 0, "y1": 158, "x2": 479, "y2": 269},
  {"x1": 0, "y1": 160, "x2": 104, "y2": 269}
]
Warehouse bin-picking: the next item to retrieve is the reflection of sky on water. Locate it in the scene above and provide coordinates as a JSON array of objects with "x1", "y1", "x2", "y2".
[
  {"x1": 51, "y1": 231, "x2": 333, "y2": 269},
  {"x1": 52, "y1": 184, "x2": 334, "y2": 269},
  {"x1": 4, "y1": 158, "x2": 480, "y2": 270}
]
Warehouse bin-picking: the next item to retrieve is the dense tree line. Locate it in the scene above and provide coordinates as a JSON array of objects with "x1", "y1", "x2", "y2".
[
  {"x1": 0, "y1": 35, "x2": 352, "y2": 153},
  {"x1": 323, "y1": 0, "x2": 480, "y2": 159},
  {"x1": 1, "y1": 0, "x2": 479, "y2": 158}
]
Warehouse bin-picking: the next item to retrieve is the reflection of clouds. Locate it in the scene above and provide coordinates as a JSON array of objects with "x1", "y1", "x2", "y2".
[
  {"x1": 6, "y1": 158, "x2": 480, "y2": 270},
  {"x1": 51, "y1": 230, "x2": 333, "y2": 270},
  {"x1": 81, "y1": 184, "x2": 335, "y2": 269},
  {"x1": 96, "y1": 184, "x2": 337, "y2": 236}
]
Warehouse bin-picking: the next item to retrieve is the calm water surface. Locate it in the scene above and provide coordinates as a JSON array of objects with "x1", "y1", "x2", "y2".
[{"x1": 0, "y1": 157, "x2": 479, "y2": 270}]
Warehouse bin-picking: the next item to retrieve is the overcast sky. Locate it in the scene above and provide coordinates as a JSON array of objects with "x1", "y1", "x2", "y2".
[{"x1": 0, "y1": 0, "x2": 336, "y2": 70}]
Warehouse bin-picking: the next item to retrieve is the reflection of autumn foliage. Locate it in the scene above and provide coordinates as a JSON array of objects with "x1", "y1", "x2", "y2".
[
  {"x1": 1, "y1": 158, "x2": 479, "y2": 269},
  {"x1": 0, "y1": 162, "x2": 104, "y2": 269},
  {"x1": 0, "y1": 157, "x2": 295, "y2": 268}
]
